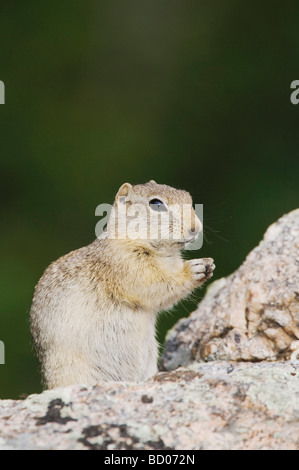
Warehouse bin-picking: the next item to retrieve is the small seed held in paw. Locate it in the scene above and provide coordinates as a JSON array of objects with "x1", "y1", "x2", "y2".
[{"x1": 205, "y1": 265, "x2": 212, "y2": 276}]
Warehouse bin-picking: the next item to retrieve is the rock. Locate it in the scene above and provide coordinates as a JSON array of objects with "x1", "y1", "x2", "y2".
[
  {"x1": 0, "y1": 362, "x2": 299, "y2": 450},
  {"x1": 161, "y1": 209, "x2": 299, "y2": 369},
  {"x1": 1, "y1": 210, "x2": 298, "y2": 450}
]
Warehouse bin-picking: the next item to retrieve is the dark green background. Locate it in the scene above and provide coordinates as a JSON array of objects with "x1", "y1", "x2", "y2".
[{"x1": 0, "y1": 1, "x2": 298, "y2": 398}]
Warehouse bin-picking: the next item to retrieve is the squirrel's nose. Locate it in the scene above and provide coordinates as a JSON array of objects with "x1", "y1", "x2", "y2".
[
  {"x1": 190, "y1": 218, "x2": 202, "y2": 237},
  {"x1": 189, "y1": 228, "x2": 199, "y2": 238}
]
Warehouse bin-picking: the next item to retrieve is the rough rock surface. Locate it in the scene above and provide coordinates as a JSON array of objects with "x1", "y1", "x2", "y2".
[
  {"x1": 1, "y1": 211, "x2": 298, "y2": 450},
  {"x1": 0, "y1": 362, "x2": 299, "y2": 450},
  {"x1": 161, "y1": 209, "x2": 299, "y2": 370}
]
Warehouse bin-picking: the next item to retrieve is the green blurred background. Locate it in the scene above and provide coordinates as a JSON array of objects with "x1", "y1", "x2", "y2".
[{"x1": 0, "y1": 1, "x2": 298, "y2": 398}]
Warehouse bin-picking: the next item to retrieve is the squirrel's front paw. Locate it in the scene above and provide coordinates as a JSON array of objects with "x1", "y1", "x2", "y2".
[{"x1": 187, "y1": 257, "x2": 215, "y2": 285}]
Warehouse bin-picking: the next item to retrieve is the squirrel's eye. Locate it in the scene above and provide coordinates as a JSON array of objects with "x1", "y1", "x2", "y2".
[{"x1": 149, "y1": 198, "x2": 167, "y2": 212}]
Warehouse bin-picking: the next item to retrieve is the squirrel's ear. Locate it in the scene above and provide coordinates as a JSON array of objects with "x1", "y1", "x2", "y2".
[{"x1": 116, "y1": 183, "x2": 132, "y2": 200}]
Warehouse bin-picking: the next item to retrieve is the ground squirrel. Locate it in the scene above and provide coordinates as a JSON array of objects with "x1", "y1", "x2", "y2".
[{"x1": 30, "y1": 181, "x2": 215, "y2": 389}]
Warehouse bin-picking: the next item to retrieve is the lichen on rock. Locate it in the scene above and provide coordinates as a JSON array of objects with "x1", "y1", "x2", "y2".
[{"x1": 0, "y1": 362, "x2": 299, "y2": 450}]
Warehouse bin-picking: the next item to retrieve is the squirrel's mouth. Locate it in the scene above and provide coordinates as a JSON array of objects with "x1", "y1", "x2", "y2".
[{"x1": 175, "y1": 235, "x2": 198, "y2": 246}]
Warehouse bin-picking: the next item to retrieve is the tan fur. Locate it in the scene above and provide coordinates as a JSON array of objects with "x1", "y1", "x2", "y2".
[{"x1": 30, "y1": 181, "x2": 215, "y2": 389}]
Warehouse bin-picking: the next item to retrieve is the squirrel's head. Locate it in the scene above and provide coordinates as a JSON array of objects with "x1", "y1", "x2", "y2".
[{"x1": 107, "y1": 180, "x2": 202, "y2": 250}]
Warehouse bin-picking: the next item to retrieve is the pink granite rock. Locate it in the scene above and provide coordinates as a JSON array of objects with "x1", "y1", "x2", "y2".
[
  {"x1": 0, "y1": 362, "x2": 298, "y2": 450},
  {"x1": 161, "y1": 209, "x2": 299, "y2": 369}
]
